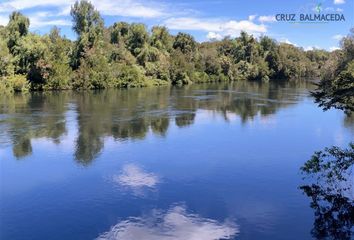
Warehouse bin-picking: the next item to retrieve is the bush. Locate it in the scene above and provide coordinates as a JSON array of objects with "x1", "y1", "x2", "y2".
[
  {"x1": 0, "y1": 77, "x2": 12, "y2": 93},
  {"x1": 191, "y1": 71, "x2": 209, "y2": 83},
  {"x1": 72, "y1": 47, "x2": 113, "y2": 89},
  {"x1": 0, "y1": 74, "x2": 29, "y2": 92},
  {"x1": 10, "y1": 74, "x2": 29, "y2": 92},
  {"x1": 114, "y1": 65, "x2": 148, "y2": 88},
  {"x1": 173, "y1": 71, "x2": 190, "y2": 85}
]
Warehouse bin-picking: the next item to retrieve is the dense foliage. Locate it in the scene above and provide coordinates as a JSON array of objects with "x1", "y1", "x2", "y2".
[
  {"x1": 301, "y1": 143, "x2": 354, "y2": 184},
  {"x1": 0, "y1": 1, "x2": 335, "y2": 93},
  {"x1": 312, "y1": 28, "x2": 354, "y2": 115},
  {"x1": 302, "y1": 29, "x2": 354, "y2": 239},
  {"x1": 300, "y1": 143, "x2": 354, "y2": 239}
]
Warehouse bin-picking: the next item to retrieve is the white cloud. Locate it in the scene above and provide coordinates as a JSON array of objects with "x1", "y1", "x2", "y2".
[
  {"x1": 164, "y1": 18, "x2": 222, "y2": 32},
  {"x1": 27, "y1": 11, "x2": 71, "y2": 28},
  {"x1": 207, "y1": 32, "x2": 223, "y2": 40},
  {"x1": 0, "y1": 0, "x2": 165, "y2": 18},
  {"x1": 323, "y1": 7, "x2": 344, "y2": 12},
  {"x1": 0, "y1": 0, "x2": 167, "y2": 31},
  {"x1": 334, "y1": 0, "x2": 345, "y2": 4},
  {"x1": 164, "y1": 17, "x2": 267, "y2": 38},
  {"x1": 279, "y1": 38, "x2": 298, "y2": 47},
  {"x1": 248, "y1": 14, "x2": 257, "y2": 21},
  {"x1": 0, "y1": 10, "x2": 70, "y2": 28},
  {"x1": 0, "y1": 0, "x2": 268, "y2": 39},
  {"x1": 30, "y1": 18, "x2": 71, "y2": 28},
  {"x1": 92, "y1": 0, "x2": 165, "y2": 18},
  {"x1": 258, "y1": 15, "x2": 276, "y2": 23},
  {"x1": 0, "y1": 0, "x2": 74, "y2": 13},
  {"x1": 114, "y1": 164, "x2": 159, "y2": 188},
  {"x1": 324, "y1": 7, "x2": 334, "y2": 12},
  {"x1": 0, "y1": 0, "x2": 74, "y2": 29},
  {"x1": 96, "y1": 205, "x2": 238, "y2": 240},
  {"x1": 329, "y1": 46, "x2": 340, "y2": 51},
  {"x1": 304, "y1": 45, "x2": 320, "y2": 51},
  {"x1": 304, "y1": 46, "x2": 312, "y2": 51},
  {"x1": 333, "y1": 34, "x2": 343, "y2": 40}
]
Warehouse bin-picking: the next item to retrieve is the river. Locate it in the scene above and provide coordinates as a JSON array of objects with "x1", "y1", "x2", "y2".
[{"x1": 0, "y1": 80, "x2": 353, "y2": 239}]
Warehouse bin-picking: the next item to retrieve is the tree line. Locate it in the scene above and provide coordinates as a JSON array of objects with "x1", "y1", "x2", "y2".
[{"x1": 0, "y1": 0, "x2": 336, "y2": 93}]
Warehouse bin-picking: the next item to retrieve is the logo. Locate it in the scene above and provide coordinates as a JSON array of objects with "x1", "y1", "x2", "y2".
[
  {"x1": 315, "y1": 3, "x2": 322, "y2": 13},
  {"x1": 275, "y1": 1, "x2": 345, "y2": 24}
]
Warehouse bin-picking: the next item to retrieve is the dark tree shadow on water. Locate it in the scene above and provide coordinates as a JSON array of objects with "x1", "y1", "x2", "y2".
[{"x1": 300, "y1": 143, "x2": 354, "y2": 240}]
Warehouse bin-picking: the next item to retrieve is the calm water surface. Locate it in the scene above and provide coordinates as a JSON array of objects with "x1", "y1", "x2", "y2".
[{"x1": 0, "y1": 81, "x2": 353, "y2": 240}]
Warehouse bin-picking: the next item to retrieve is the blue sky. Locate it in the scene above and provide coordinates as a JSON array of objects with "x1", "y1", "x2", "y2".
[{"x1": 0, "y1": 0, "x2": 353, "y2": 50}]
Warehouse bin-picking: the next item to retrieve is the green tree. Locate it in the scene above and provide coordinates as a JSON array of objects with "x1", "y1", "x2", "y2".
[
  {"x1": 150, "y1": 26, "x2": 172, "y2": 51},
  {"x1": 312, "y1": 28, "x2": 354, "y2": 115},
  {"x1": 173, "y1": 32, "x2": 196, "y2": 54},
  {"x1": 0, "y1": 32, "x2": 14, "y2": 77},
  {"x1": 71, "y1": 0, "x2": 103, "y2": 38},
  {"x1": 170, "y1": 50, "x2": 193, "y2": 85},
  {"x1": 233, "y1": 32, "x2": 260, "y2": 64},
  {"x1": 70, "y1": 0, "x2": 111, "y2": 89},
  {"x1": 70, "y1": 0, "x2": 104, "y2": 68},
  {"x1": 44, "y1": 27, "x2": 73, "y2": 90},
  {"x1": 13, "y1": 33, "x2": 49, "y2": 87},
  {"x1": 7, "y1": 12, "x2": 30, "y2": 53},
  {"x1": 260, "y1": 36, "x2": 280, "y2": 78},
  {"x1": 136, "y1": 45, "x2": 160, "y2": 66},
  {"x1": 127, "y1": 23, "x2": 148, "y2": 56},
  {"x1": 110, "y1": 21, "x2": 130, "y2": 45},
  {"x1": 73, "y1": 47, "x2": 113, "y2": 89},
  {"x1": 313, "y1": 60, "x2": 354, "y2": 114}
]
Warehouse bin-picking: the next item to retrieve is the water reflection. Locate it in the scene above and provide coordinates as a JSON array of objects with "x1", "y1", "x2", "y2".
[
  {"x1": 343, "y1": 114, "x2": 354, "y2": 134},
  {"x1": 0, "y1": 80, "x2": 323, "y2": 164},
  {"x1": 0, "y1": 93, "x2": 68, "y2": 158},
  {"x1": 96, "y1": 205, "x2": 238, "y2": 240},
  {"x1": 115, "y1": 164, "x2": 159, "y2": 188},
  {"x1": 1, "y1": 80, "x2": 353, "y2": 240},
  {"x1": 300, "y1": 144, "x2": 354, "y2": 240}
]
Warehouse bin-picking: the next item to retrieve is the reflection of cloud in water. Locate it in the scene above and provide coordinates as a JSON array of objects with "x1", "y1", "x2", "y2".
[
  {"x1": 96, "y1": 205, "x2": 238, "y2": 240},
  {"x1": 334, "y1": 130, "x2": 344, "y2": 147},
  {"x1": 259, "y1": 115, "x2": 276, "y2": 128},
  {"x1": 114, "y1": 164, "x2": 159, "y2": 188}
]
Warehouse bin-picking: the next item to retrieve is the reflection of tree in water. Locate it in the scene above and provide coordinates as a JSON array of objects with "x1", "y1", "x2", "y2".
[
  {"x1": 0, "y1": 93, "x2": 68, "y2": 159},
  {"x1": 12, "y1": 137, "x2": 32, "y2": 158},
  {"x1": 300, "y1": 143, "x2": 354, "y2": 240},
  {"x1": 343, "y1": 114, "x2": 354, "y2": 133},
  {"x1": 1, "y1": 80, "x2": 318, "y2": 164},
  {"x1": 175, "y1": 113, "x2": 195, "y2": 127},
  {"x1": 74, "y1": 88, "x2": 172, "y2": 165},
  {"x1": 194, "y1": 80, "x2": 313, "y2": 123},
  {"x1": 151, "y1": 117, "x2": 169, "y2": 136}
]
